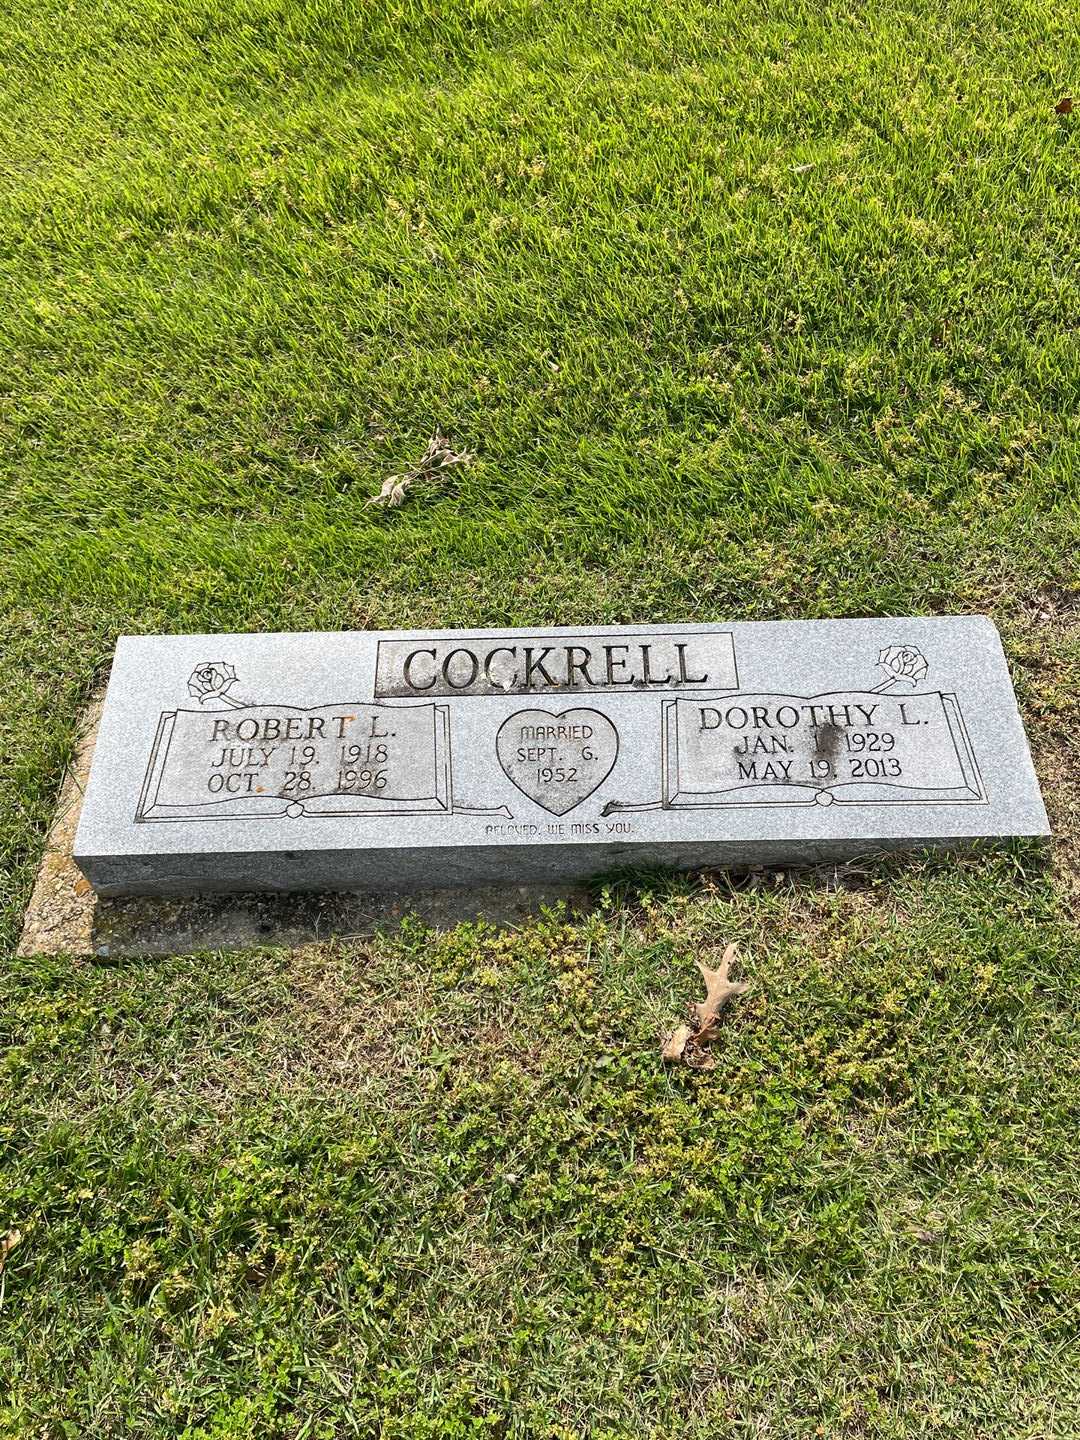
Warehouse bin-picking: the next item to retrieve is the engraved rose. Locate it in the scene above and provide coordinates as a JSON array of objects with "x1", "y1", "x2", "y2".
[
  {"x1": 187, "y1": 661, "x2": 244, "y2": 708},
  {"x1": 875, "y1": 644, "x2": 928, "y2": 692}
]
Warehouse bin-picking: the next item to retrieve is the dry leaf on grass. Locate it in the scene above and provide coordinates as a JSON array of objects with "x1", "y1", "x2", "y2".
[
  {"x1": 0, "y1": 1229, "x2": 22, "y2": 1273},
  {"x1": 662, "y1": 943, "x2": 750, "y2": 1067},
  {"x1": 368, "y1": 475, "x2": 410, "y2": 508},
  {"x1": 367, "y1": 432, "x2": 474, "y2": 508},
  {"x1": 1055, "y1": 96, "x2": 1073, "y2": 114},
  {"x1": 661, "y1": 1024, "x2": 694, "y2": 1062},
  {"x1": 692, "y1": 944, "x2": 749, "y2": 1040}
]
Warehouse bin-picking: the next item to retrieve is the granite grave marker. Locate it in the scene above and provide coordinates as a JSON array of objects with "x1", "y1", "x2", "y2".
[{"x1": 73, "y1": 618, "x2": 1048, "y2": 896}]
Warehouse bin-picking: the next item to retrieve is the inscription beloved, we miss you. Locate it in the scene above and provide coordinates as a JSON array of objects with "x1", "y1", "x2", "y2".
[{"x1": 374, "y1": 631, "x2": 737, "y2": 697}]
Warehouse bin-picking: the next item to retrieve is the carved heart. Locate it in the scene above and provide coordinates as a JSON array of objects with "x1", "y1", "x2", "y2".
[{"x1": 496, "y1": 708, "x2": 619, "y2": 816}]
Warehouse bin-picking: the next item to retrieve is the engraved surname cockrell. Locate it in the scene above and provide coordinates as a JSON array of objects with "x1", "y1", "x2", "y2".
[{"x1": 374, "y1": 631, "x2": 737, "y2": 698}]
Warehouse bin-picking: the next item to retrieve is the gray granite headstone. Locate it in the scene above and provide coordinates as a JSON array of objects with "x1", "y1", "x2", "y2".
[{"x1": 72, "y1": 618, "x2": 1048, "y2": 896}]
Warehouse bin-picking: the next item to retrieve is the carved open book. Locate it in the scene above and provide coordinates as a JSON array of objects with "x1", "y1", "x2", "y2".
[
  {"x1": 604, "y1": 690, "x2": 986, "y2": 814},
  {"x1": 136, "y1": 702, "x2": 453, "y2": 821}
]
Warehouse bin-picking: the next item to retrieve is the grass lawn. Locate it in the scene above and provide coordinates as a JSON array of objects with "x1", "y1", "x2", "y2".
[{"x1": 2, "y1": 0, "x2": 1080, "y2": 1434}]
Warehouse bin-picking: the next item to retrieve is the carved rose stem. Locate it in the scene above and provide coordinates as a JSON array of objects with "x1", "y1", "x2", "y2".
[{"x1": 198, "y1": 692, "x2": 249, "y2": 709}]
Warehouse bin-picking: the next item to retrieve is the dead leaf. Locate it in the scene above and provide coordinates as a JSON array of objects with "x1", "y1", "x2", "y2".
[
  {"x1": 661, "y1": 943, "x2": 750, "y2": 1066},
  {"x1": 74, "y1": 875, "x2": 92, "y2": 897},
  {"x1": 0, "y1": 1229, "x2": 22, "y2": 1273},
  {"x1": 368, "y1": 475, "x2": 409, "y2": 508},
  {"x1": 367, "y1": 432, "x2": 474, "y2": 508},
  {"x1": 662, "y1": 1024, "x2": 693, "y2": 1062},
  {"x1": 684, "y1": 1045, "x2": 718, "y2": 1071},
  {"x1": 662, "y1": 1025, "x2": 717, "y2": 1069},
  {"x1": 1056, "y1": 97, "x2": 1073, "y2": 114},
  {"x1": 691, "y1": 943, "x2": 750, "y2": 1043}
]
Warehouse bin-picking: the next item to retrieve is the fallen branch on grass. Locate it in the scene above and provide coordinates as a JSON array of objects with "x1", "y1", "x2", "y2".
[{"x1": 367, "y1": 432, "x2": 474, "y2": 508}]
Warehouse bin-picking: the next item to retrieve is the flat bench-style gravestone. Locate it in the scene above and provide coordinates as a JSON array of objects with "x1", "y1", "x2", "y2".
[{"x1": 73, "y1": 618, "x2": 1048, "y2": 897}]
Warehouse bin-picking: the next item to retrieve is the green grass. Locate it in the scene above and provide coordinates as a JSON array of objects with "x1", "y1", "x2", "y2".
[
  {"x1": 4, "y1": 869, "x2": 1080, "y2": 1436},
  {"x1": 2, "y1": 0, "x2": 1080, "y2": 1434}
]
